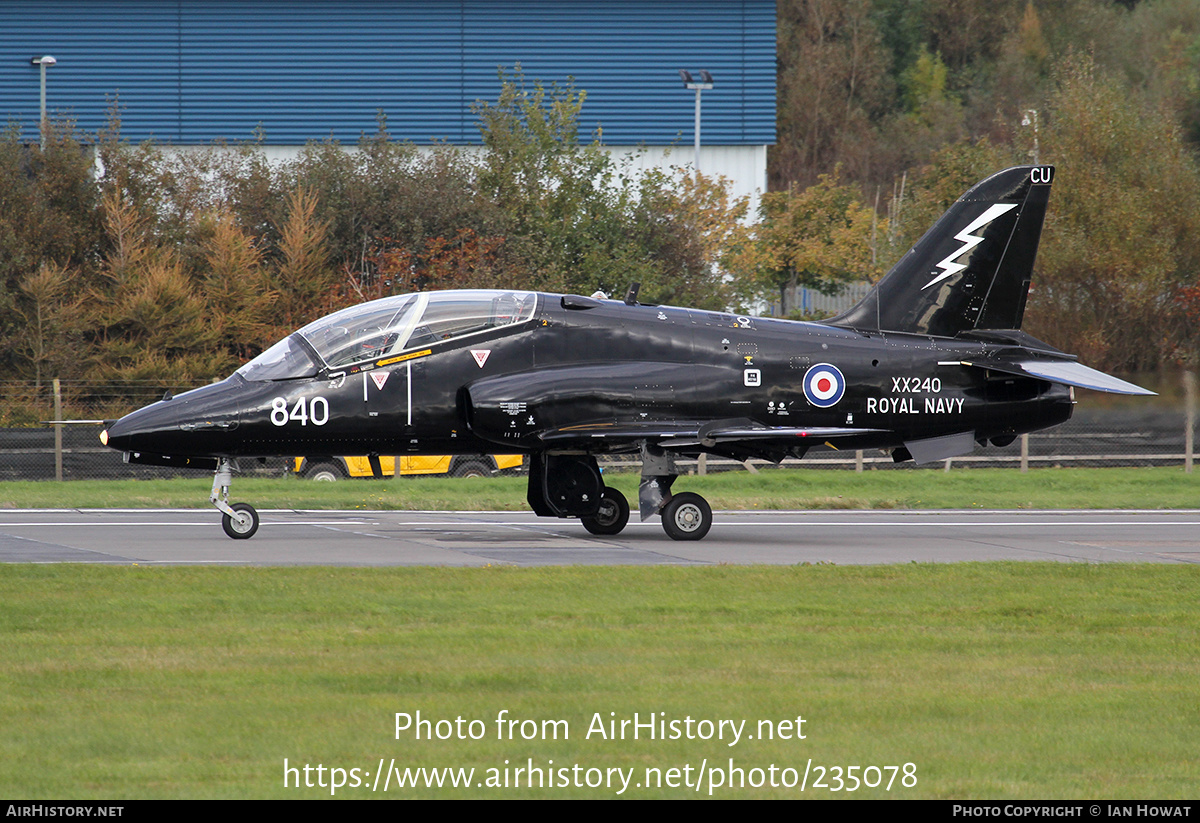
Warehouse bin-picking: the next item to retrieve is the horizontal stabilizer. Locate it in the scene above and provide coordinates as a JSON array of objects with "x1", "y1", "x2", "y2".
[{"x1": 950, "y1": 359, "x2": 1155, "y2": 395}]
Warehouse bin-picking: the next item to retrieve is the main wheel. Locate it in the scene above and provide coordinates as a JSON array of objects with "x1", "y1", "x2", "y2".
[
  {"x1": 582, "y1": 487, "x2": 630, "y2": 536},
  {"x1": 661, "y1": 492, "x2": 712, "y2": 541},
  {"x1": 221, "y1": 502, "x2": 260, "y2": 540}
]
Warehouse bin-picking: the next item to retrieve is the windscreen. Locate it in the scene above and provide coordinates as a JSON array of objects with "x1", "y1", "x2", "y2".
[
  {"x1": 235, "y1": 334, "x2": 320, "y2": 382},
  {"x1": 297, "y1": 294, "x2": 419, "y2": 369}
]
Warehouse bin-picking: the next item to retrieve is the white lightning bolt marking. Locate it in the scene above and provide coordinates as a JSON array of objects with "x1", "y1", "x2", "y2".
[{"x1": 922, "y1": 203, "x2": 1018, "y2": 290}]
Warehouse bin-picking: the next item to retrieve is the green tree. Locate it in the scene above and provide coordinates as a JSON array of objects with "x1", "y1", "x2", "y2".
[
  {"x1": 13, "y1": 262, "x2": 74, "y2": 388},
  {"x1": 773, "y1": 0, "x2": 893, "y2": 188},
  {"x1": 1027, "y1": 53, "x2": 1200, "y2": 371},
  {"x1": 0, "y1": 122, "x2": 104, "y2": 377},
  {"x1": 269, "y1": 187, "x2": 338, "y2": 331},
  {"x1": 282, "y1": 125, "x2": 494, "y2": 284},
  {"x1": 728, "y1": 171, "x2": 883, "y2": 315},
  {"x1": 473, "y1": 69, "x2": 742, "y2": 305},
  {"x1": 473, "y1": 68, "x2": 615, "y2": 293},
  {"x1": 612, "y1": 167, "x2": 747, "y2": 310},
  {"x1": 901, "y1": 46, "x2": 952, "y2": 114},
  {"x1": 199, "y1": 208, "x2": 279, "y2": 362},
  {"x1": 83, "y1": 192, "x2": 227, "y2": 385}
]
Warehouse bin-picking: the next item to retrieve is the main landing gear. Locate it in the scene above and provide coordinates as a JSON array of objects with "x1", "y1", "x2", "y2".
[
  {"x1": 659, "y1": 491, "x2": 713, "y2": 541},
  {"x1": 212, "y1": 458, "x2": 260, "y2": 539},
  {"x1": 638, "y1": 446, "x2": 713, "y2": 541},
  {"x1": 528, "y1": 451, "x2": 714, "y2": 541},
  {"x1": 581, "y1": 484, "x2": 714, "y2": 541},
  {"x1": 581, "y1": 487, "x2": 631, "y2": 535}
]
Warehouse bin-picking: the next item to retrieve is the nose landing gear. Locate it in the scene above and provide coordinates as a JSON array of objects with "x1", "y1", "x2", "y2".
[{"x1": 212, "y1": 459, "x2": 260, "y2": 539}]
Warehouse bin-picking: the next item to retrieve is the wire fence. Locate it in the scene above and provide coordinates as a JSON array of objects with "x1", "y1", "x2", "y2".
[
  {"x1": 1, "y1": 379, "x2": 1195, "y2": 480},
  {"x1": 0, "y1": 380, "x2": 276, "y2": 481}
]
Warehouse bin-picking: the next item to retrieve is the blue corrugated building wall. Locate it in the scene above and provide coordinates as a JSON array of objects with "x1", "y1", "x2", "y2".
[{"x1": 1, "y1": 0, "x2": 775, "y2": 147}]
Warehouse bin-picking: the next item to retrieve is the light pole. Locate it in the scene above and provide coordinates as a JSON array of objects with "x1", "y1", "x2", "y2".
[
  {"x1": 31, "y1": 55, "x2": 57, "y2": 150},
  {"x1": 1021, "y1": 109, "x2": 1039, "y2": 165},
  {"x1": 678, "y1": 69, "x2": 713, "y2": 175}
]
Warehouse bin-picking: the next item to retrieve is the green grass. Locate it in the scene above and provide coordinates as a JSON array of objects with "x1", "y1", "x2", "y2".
[
  {"x1": 2, "y1": 466, "x2": 1199, "y2": 510},
  {"x1": 4, "y1": 467, "x2": 1197, "y2": 798},
  {"x1": 2, "y1": 563, "x2": 1198, "y2": 798}
]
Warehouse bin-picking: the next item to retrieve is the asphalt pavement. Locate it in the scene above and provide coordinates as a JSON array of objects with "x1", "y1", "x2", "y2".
[{"x1": 0, "y1": 509, "x2": 1197, "y2": 566}]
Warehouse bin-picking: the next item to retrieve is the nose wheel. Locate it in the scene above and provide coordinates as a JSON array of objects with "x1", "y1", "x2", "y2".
[
  {"x1": 221, "y1": 502, "x2": 260, "y2": 539},
  {"x1": 211, "y1": 459, "x2": 260, "y2": 540}
]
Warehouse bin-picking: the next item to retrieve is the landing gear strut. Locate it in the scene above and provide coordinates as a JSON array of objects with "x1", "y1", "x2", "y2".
[
  {"x1": 212, "y1": 458, "x2": 259, "y2": 539},
  {"x1": 638, "y1": 445, "x2": 714, "y2": 541}
]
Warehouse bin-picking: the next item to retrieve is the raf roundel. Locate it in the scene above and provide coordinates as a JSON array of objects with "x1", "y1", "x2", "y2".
[{"x1": 803, "y1": 363, "x2": 846, "y2": 408}]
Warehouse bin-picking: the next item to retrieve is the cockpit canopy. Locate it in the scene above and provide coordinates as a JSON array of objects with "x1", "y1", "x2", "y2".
[{"x1": 237, "y1": 290, "x2": 538, "y2": 381}]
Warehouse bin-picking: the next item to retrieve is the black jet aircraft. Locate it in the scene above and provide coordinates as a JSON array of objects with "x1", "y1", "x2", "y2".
[{"x1": 102, "y1": 165, "x2": 1152, "y2": 541}]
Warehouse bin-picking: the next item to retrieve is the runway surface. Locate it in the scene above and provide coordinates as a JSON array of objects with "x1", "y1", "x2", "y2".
[{"x1": 0, "y1": 509, "x2": 1197, "y2": 566}]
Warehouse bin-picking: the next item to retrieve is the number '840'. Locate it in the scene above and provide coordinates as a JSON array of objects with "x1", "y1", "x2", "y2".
[{"x1": 270, "y1": 396, "x2": 329, "y2": 426}]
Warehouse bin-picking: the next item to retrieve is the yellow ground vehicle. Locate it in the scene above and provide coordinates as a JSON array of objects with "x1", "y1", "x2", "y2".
[{"x1": 293, "y1": 454, "x2": 524, "y2": 480}]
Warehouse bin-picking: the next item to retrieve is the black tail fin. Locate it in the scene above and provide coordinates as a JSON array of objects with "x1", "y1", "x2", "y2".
[{"x1": 830, "y1": 165, "x2": 1053, "y2": 337}]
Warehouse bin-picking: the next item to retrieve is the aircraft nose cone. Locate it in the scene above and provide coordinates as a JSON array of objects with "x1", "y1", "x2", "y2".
[
  {"x1": 103, "y1": 399, "x2": 184, "y2": 453},
  {"x1": 102, "y1": 379, "x2": 242, "y2": 455}
]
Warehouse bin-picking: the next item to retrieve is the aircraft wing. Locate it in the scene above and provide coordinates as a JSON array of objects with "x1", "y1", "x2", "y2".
[
  {"x1": 466, "y1": 364, "x2": 887, "y2": 461},
  {"x1": 659, "y1": 421, "x2": 886, "y2": 449},
  {"x1": 537, "y1": 421, "x2": 704, "y2": 445},
  {"x1": 946, "y1": 358, "x2": 1155, "y2": 395},
  {"x1": 537, "y1": 419, "x2": 886, "y2": 460}
]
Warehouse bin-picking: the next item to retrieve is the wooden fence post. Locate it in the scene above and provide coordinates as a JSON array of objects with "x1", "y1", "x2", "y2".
[
  {"x1": 1186, "y1": 370, "x2": 1196, "y2": 474},
  {"x1": 53, "y1": 377, "x2": 63, "y2": 482}
]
